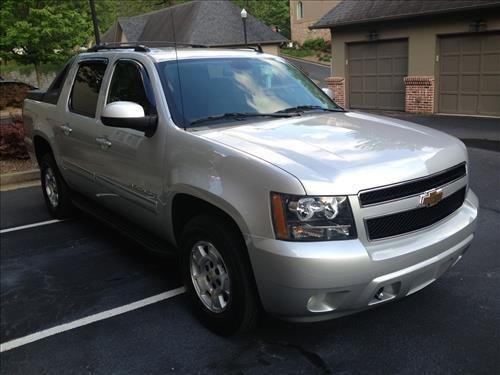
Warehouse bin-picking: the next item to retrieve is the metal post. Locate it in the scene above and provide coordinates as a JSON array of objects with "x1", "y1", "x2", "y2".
[
  {"x1": 89, "y1": 0, "x2": 100, "y2": 45},
  {"x1": 243, "y1": 18, "x2": 247, "y2": 45},
  {"x1": 241, "y1": 8, "x2": 248, "y2": 46}
]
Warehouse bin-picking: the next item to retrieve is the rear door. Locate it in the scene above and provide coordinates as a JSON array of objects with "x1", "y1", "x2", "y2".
[
  {"x1": 58, "y1": 59, "x2": 108, "y2": 195},
  {"x1": 93, "y1": 58, "x2": 166, "y2": 226}
]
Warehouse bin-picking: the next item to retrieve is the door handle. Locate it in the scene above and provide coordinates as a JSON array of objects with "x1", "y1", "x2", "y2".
[
  {"x1": 60, "y1": 124, "x2": 72, "y2": 136},
  {"x1": 95, "y1": 137, "x2": 112, "y2": 150}
]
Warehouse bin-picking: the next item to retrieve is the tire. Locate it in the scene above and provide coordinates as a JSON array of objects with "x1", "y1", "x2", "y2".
[
  {"x1": 180, "y1": 215, "x2": 260, "y2": 335},
  {"x1": 40, "y1": 153, "x2": 74, "y2": 219}
]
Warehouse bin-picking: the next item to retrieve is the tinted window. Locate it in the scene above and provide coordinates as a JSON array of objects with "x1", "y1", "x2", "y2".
[
  {"x1": 107, "y1": 60, "x2": 153, "y2": 115},
  {"x1": 44, "y1": 57, "x2": 75, "y2": 105},
  {"x1": 157, "y1": 57, "x2": 340, "y2": 127},
  {"x1": 69, "y1": 61, "x2": 107, "y2": 117}
]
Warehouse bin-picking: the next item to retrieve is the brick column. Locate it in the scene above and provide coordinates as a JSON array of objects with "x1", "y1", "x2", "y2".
[
  {"x1": 404, "y1": 76, "x2": 435, "y2": 113},
  {"x1": 325, "y1": 77, "x2": 345, "y2": 108}
]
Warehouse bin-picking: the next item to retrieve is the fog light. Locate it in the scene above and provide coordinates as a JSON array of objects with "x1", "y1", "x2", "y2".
[{"x1": 307, "y1": 291, "x2": 349, "y2": 313}]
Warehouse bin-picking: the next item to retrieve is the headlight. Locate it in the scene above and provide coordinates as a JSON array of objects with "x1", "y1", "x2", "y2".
[{"x1": 271, "y1": 193, "x2": 357, "y2": 241}]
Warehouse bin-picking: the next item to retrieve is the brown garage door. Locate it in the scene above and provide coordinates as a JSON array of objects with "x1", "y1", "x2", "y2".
[
  {"x1": 438, "y1": 32, "x2": 500, "y2": 116},
  {"x1": 348, "y1": 39, "x2": 408, "y2": 110}
]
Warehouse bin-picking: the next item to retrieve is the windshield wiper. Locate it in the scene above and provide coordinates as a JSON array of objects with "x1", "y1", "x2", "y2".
[
  {"x1": 189, "y1": 112, "x2": 294, "y2": 126},
  {"x1": 275, "y1": 105, "x2": 342, "y2": 114}
]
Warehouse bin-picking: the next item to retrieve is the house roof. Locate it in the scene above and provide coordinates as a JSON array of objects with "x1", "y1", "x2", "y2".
[
  {"x1": 311, "y1": 0, "x2": 500, "y2": 29},
  {"x1": 101, "y1": 0, "x2": 287, "y2": 46}
]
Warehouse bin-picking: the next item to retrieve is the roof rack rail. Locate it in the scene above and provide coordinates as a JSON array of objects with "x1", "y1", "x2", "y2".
[
  {"x1": 238, "y1": 45, "x2": 263, "y2": 53},
  {"x1": 87, "y1": 42, "x2": 209, "y2": 53}
]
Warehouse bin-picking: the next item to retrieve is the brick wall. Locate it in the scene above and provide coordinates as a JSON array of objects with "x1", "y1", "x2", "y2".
[
  {"x1": 325, "y1": 77, "x2": 345, "y2": 107},
  {"x1": 404, "y1": 76, "x2": 435, "y2": 113}
]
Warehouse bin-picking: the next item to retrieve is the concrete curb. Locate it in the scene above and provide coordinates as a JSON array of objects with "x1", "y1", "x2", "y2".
[{"x1": 0, "y1": 169, "x2": 40, "y2": 185}]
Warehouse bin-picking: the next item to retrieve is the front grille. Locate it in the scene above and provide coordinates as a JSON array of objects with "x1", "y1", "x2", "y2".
[
  {"x1": 359, "y1": 163, "x2": 466, "y2": 206},
  {"x1": 366, "y1": 187, "x2": 466, "y2": 240}
]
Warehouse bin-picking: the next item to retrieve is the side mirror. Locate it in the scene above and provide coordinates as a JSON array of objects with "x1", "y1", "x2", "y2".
[
  {"x1": 101, "y1": 101, "x2": 157, "y2": 137},
  {"x1": 322, "y1": 87, "x2": 334, "y2": 100}
]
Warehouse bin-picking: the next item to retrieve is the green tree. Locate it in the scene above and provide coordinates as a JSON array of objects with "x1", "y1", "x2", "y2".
[
  {"x1": 0, "y1": 0, "x2": 91, "y2": 87},
  {"x1": 232, "y1": 0, "x2": 290, "y2": 39}
]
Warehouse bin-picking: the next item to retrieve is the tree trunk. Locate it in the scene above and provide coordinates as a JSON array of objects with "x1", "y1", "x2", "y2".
[{"x1": 34, "y1": 63, "x2": 42, "y2": 88}]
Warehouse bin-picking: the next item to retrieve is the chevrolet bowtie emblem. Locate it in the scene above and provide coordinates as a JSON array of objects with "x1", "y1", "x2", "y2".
[{"x1": 419, "y1": 189, "x2": 443, "y2": 208}]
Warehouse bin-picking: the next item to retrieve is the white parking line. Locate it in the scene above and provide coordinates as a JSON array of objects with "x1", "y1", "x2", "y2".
[
  {"x1": 0, "y1": 219, "x2": 66, "y2": 234},
  {"x1": 0, "y1": 286, "x2": 186, "y2": 353}
]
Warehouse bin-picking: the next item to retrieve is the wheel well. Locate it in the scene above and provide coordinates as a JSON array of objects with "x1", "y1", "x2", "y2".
[
  {"x1": 33, "y1": 136, "x2": 52, "y2": 164},
  {"x1": 172, "y1": 194, "x2": 243, "y2": 245}
]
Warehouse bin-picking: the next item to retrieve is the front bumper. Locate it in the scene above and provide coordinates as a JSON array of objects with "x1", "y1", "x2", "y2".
[{"x1": 248, "y1": 189, "x2": 478, "y2": 321}]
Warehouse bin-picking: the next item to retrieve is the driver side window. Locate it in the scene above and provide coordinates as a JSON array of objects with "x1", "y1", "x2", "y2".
[{"x1": 107, "y1": 60, "x2": 154, "y2": 115}]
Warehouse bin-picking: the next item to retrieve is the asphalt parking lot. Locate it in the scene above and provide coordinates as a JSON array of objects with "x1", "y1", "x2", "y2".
[{"x1": 1, "y1": 117, "x2": 499, "y2": 374}]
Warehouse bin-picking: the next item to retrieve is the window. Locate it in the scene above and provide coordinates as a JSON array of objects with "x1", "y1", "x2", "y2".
[
  {"x1": 297, "y1": 1, "x2": 304, "y2": 20},
  {"x1": 157, "y1": 57, "x2": 340, "y2": 127},
  {"x1": 69, "y1": 60, "x2": 107, "y2": 117},
  {"x1": 45, "y1": 57, "x2": 75, "y2": 105},
  {"x1": 107, "y1": 60, "x2": 154, "y2": 115}
]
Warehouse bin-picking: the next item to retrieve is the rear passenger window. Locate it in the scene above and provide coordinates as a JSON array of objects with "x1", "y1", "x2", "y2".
[
  {"x1": 69, "y1": 60, "x2": 107, "y2": 117},
  {"x1": 107, "y1": 60, "x2": 154, "y2": 115}
]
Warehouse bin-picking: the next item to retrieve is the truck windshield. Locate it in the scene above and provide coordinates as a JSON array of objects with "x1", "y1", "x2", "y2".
[{"x1": 156, "y1": 57, "x2": 342, "y2": 128}]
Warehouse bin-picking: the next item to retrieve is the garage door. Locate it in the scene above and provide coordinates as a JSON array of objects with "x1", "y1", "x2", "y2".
[
  {"x1": 348, "y1": 39, "x2": 408, "y2": 110},
  {"x1": 438, "y1": 32, "x2": 500, "y2": 116}
]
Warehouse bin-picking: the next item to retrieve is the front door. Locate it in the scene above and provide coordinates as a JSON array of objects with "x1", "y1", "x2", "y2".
[
  {"x1": 93, "y1": 59, "x2": 166, "y2": 227},
  {"x1": 58, "y1": 59, "x2": 108, "y2": 196}
]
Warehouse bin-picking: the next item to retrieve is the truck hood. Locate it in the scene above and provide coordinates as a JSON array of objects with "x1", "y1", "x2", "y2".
[{"x1": 198, "y1": 111, "x2": 467, "y2": 195}]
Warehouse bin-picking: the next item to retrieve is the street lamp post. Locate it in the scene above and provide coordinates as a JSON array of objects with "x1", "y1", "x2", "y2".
[{"x1": 241, "y1": 8, "x2": 248, "y2": 45}]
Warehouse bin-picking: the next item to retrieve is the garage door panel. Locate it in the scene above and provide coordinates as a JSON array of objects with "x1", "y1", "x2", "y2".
[
  {"x1": 392, "y1": 93, "x2": 405, "y2": 109},
  {"x1": 459, "y1": 95, "x2": 478, "y2": 113},
  {"x1": 482, "y1": 34, "x2": 500, "y2": 52},
  {"x1": 441, "y1": 55, "x2": 460, "y2": 73},
  {"x1": 364, "y1": 76, "x2": 377, "y2": 91},
  {"x1": 461, "y1": 36, "x2": 481, "y2": 53},
  {"x1": 363, "y1": 59, "x2": 377, "y2": 74},
  {"x1": 440, "y1": 75, "x2": 459, "y2": 91},
  {"x1": 482, "y1": 54, "x2": 500, "y2": 72},
  {"x1": 461, "y1": 75, "x2": 480, "y2": 92},
  {"x1": 378, "y1": 76, "x2": 392, "y2": 90},
  {"x1": 440, "y1": 94, "x2": 458, "y2": 112},
  {"x1": 481, "y1": 75, "x2": 500, "y2": 92},
  {"x1": 392, "y1": 76, "x2": 405, "y2": 91},
  {"x1": 350, "y1": 76, "x2": 363, "y2": 91},
  {"x1": 377, "y1": 58, "x2": 393, "y2": 74},
  {"x1": 479, "y1": 95, "x2": 500, "y2": 114},
  {"x1": 350, "y1": 93, "x2": 363, "y2": 107},
  {"x1": 364, "y1": 93, "x2": 377, "y2": 107},
  {"x1": 348, "y1": 39, "x2": 408, "y2": 111},
  {"x1": 462, "y1": 55, "x2": 480, "y2": 72},
  {"x1": 438, "y1": 32, "x2": 500, "y2": 116}
]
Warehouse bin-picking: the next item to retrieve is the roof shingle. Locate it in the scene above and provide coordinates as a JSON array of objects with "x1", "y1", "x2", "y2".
[
  {"x1": 311, "y1": 0, "x2": 500, "y2": 29},
  {"x1": 102, "y1": 0, "x2": 287, "y2": 46}
]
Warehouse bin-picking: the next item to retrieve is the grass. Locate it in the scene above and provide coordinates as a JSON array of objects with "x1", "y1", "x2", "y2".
[{"x1": 280, "y1": 48, "x2": 316, "y2": 58}]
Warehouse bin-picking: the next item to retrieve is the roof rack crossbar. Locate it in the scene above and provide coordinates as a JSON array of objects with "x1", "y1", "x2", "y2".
[{"x1": 87, "y1": 42, "x2": 209, "y2": 52}]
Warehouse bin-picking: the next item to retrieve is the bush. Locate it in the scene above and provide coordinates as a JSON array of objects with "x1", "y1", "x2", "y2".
[
  {"x1": 0, "y1": 116, "x2": 29, "y2": 160},
  {"x1": 302, "y1": 38, "x2": 331, "y2": 52}
]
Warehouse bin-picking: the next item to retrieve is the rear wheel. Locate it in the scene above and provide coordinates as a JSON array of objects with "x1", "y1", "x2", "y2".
[
  {"x1": 40, "y1": 153, "x2": 74, "y2": 218},
  {"x1": 180, "y1": 215, "x2": 259, "y2": 335}
]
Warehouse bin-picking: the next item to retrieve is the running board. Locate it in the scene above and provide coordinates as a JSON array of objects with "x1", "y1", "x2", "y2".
[{"x1": 71, "y1": 193, "x2": 177, "y2": 257}]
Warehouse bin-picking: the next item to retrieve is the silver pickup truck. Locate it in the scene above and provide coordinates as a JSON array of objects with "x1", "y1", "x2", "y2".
[{"x1": 23, "y1": 45, "x2": 478, "y2": 335}]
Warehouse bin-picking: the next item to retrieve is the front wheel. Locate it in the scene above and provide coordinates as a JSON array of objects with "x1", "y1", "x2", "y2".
[
  {"x1": 180, "y1": 215, "x2": 260, "y2": 335},
  {"x1": 40, "y1": 153, "x2": 74, "y2": 218}
]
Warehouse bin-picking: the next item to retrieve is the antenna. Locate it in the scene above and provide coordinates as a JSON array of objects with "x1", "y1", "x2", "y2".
[{"x1": 170, "y1": 9, "x2": 187, "y2": 131}]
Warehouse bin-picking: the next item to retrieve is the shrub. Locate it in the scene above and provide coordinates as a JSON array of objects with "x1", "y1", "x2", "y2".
[
  {"x1": 302, "y1": 38, "x2": 331, "y2": 52},
  {"x1": 0, "y1": 115, "x2": 29, "y2": 160}
]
